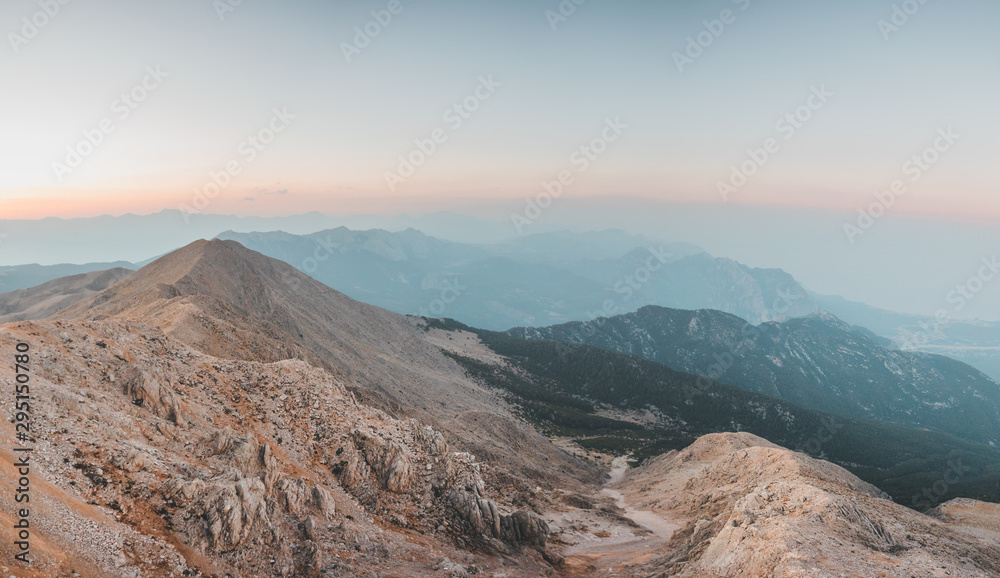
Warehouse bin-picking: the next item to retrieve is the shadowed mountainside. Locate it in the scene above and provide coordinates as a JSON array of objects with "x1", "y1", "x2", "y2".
[{"x1": 508, "y1": 305, "x2": 1000, "y2": 447}]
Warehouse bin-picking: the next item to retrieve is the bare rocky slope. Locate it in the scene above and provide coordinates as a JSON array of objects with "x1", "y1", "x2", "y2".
[
  {"x1": 0, "y1": 319, "x2": 556, "y2": 576},
  {"x1": 607, "y1": 433, "x2": 1000, "y2": 577},
  {"x1": 0, "y1": 239, "x2": 597, "y2": 576}
]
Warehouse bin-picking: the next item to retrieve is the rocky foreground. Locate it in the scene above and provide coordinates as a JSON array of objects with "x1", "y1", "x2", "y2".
[{"x1": 0, "y1": 320, "x2": 550, "y2": 577}]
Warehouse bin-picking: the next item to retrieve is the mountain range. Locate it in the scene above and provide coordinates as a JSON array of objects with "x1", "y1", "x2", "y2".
[
  {"x1": 508, "y1": 305, "x2": 1000, "y2": 447},
  {"x1": 216, "y1": 227, "x2": 818, "y2": 329},
  {"x1": 1, "y1": 239, "x2": 999, "y2": 576},
  {"x1": 0, "y1": 261, "x2": 135, "y2": 294},
  {"x1": 4, "y1": 225, "x2": 999, "y2": 385},
  {"x1": 217, "y1": 227, "x2": 1000, "y2": 383}
]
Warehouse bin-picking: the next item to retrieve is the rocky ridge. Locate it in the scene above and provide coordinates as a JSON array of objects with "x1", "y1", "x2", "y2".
[{"x1": 613, "y1": 433, "x2": 1000, "y2": 577}]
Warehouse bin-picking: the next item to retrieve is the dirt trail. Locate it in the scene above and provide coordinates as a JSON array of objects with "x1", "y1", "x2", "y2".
[
  {"x1": 557, "y1": 456, "x2": 680, "y2": 575},
  {"x1": 602, "y1": 457, "x2": 680, "y2": 540}
]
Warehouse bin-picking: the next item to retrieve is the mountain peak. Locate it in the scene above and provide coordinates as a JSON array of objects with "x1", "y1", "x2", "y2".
[
  {"x1": 71, "y1": 239, "x2": 309, "y2": 314},
  {"x1": 52, "y1": 239, "x2": 561, "y2": 438}
]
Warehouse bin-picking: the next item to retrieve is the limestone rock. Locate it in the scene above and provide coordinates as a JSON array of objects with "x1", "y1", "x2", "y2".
[
  {"x1": 161, "y1": 473, "x2": 269, "y2": 552},
  {"x1": 501, "y1": 510, "x2": 549, "y2": 549},
  {"x1": 119, "y1": 364, "x2": 184, "y2": 426}
]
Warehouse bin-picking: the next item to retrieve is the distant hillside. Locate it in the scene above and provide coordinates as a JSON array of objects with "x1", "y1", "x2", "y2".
[
  {"x1": 0, "y1": 267, "x2": 132, "y2": 323},
  {"x1": 507, "y1": 306, "x2": 1000, "y2": 447},
  {"x1": 0, "y1": 261, "x2": 134, "y2": 293},
  {"x1": 218, "y1": 228, "x2": 818, "y2": 329},
  {"x1": 815, "y1": 292, "x2": 1000, "y2": 382}
]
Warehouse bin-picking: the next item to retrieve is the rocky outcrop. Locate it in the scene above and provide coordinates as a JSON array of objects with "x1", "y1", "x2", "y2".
[
  {"x1": 160, "y1": 423, "x2": 338, "y2": 556},
  {"x1": 380, "y1": 445, "x2": 414, "y2": 494},
  {"x1": 331, "y1": 428, "x2": 548, "y2": 552},
  {"x1": 501, "y1": 510, "x2": 549, "y2": 548},
  {"x1": 420, "y1": 425, "x2": 449, "y2": 456},
  {"x1": 617, "y1": 433, "x2": 1000, "y2": 577},
  {"x1": 208, "y1": 427, "x2": 268, "y2": 476},
  {"x1": 161, "y1": 472, "x2": 270, "y2": 552},
  {"x1": 447, "y1": 488, "x2": 549, "y2": 549},
  {"x1": 338, "y1": 433, "x2": 416, "y2": 495},
  {"x1": 117, "y1": 364, "x2": 184, "y2": 426},
  {"x1": 275, "y1": 477, "x2": 336, "y2": 519},
  {"x1": 448, "y1": 488, "x2": 502, "y2": 539}
]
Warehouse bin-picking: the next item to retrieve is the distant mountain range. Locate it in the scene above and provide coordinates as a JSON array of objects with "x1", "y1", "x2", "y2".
[
  {"x1": 216, "y1": 227, "x2": 1000, "y2": 383},
  {"x1": 3, "y1": 224, "x2": 999, "y2": 382},
  {"x1": 508, "y1": 305, "x2": 1000, "y2": 447},
  {"x1": 814, "y1": 292, "x2": 1000, "y2": 383},
  {"x1": 217, "y1": 228, "x2": 819, "y2": 329},
  {"x1": 4, "y1": 202, "x2": 999, "y2": 321},
  {"x1": 0, "y1": 261, "x2": 134, "y2": 294},
  {"x1": 0, "y1": 209, "x2": 534, "y2": 266}
]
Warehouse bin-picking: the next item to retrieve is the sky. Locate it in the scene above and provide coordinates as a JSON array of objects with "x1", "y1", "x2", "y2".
[{"x1": 1, "y1": 0, "x2": 998, "y2": 222}]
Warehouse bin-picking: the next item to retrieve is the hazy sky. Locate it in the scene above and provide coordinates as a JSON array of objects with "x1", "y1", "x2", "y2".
[{"x1": 1, "y1": 0, "x2": 998, "y2": 221}]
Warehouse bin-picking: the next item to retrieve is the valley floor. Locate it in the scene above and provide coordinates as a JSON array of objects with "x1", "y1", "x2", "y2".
[{"x1": 555, "y1": 456, "x2": 682, "y2": 575}]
